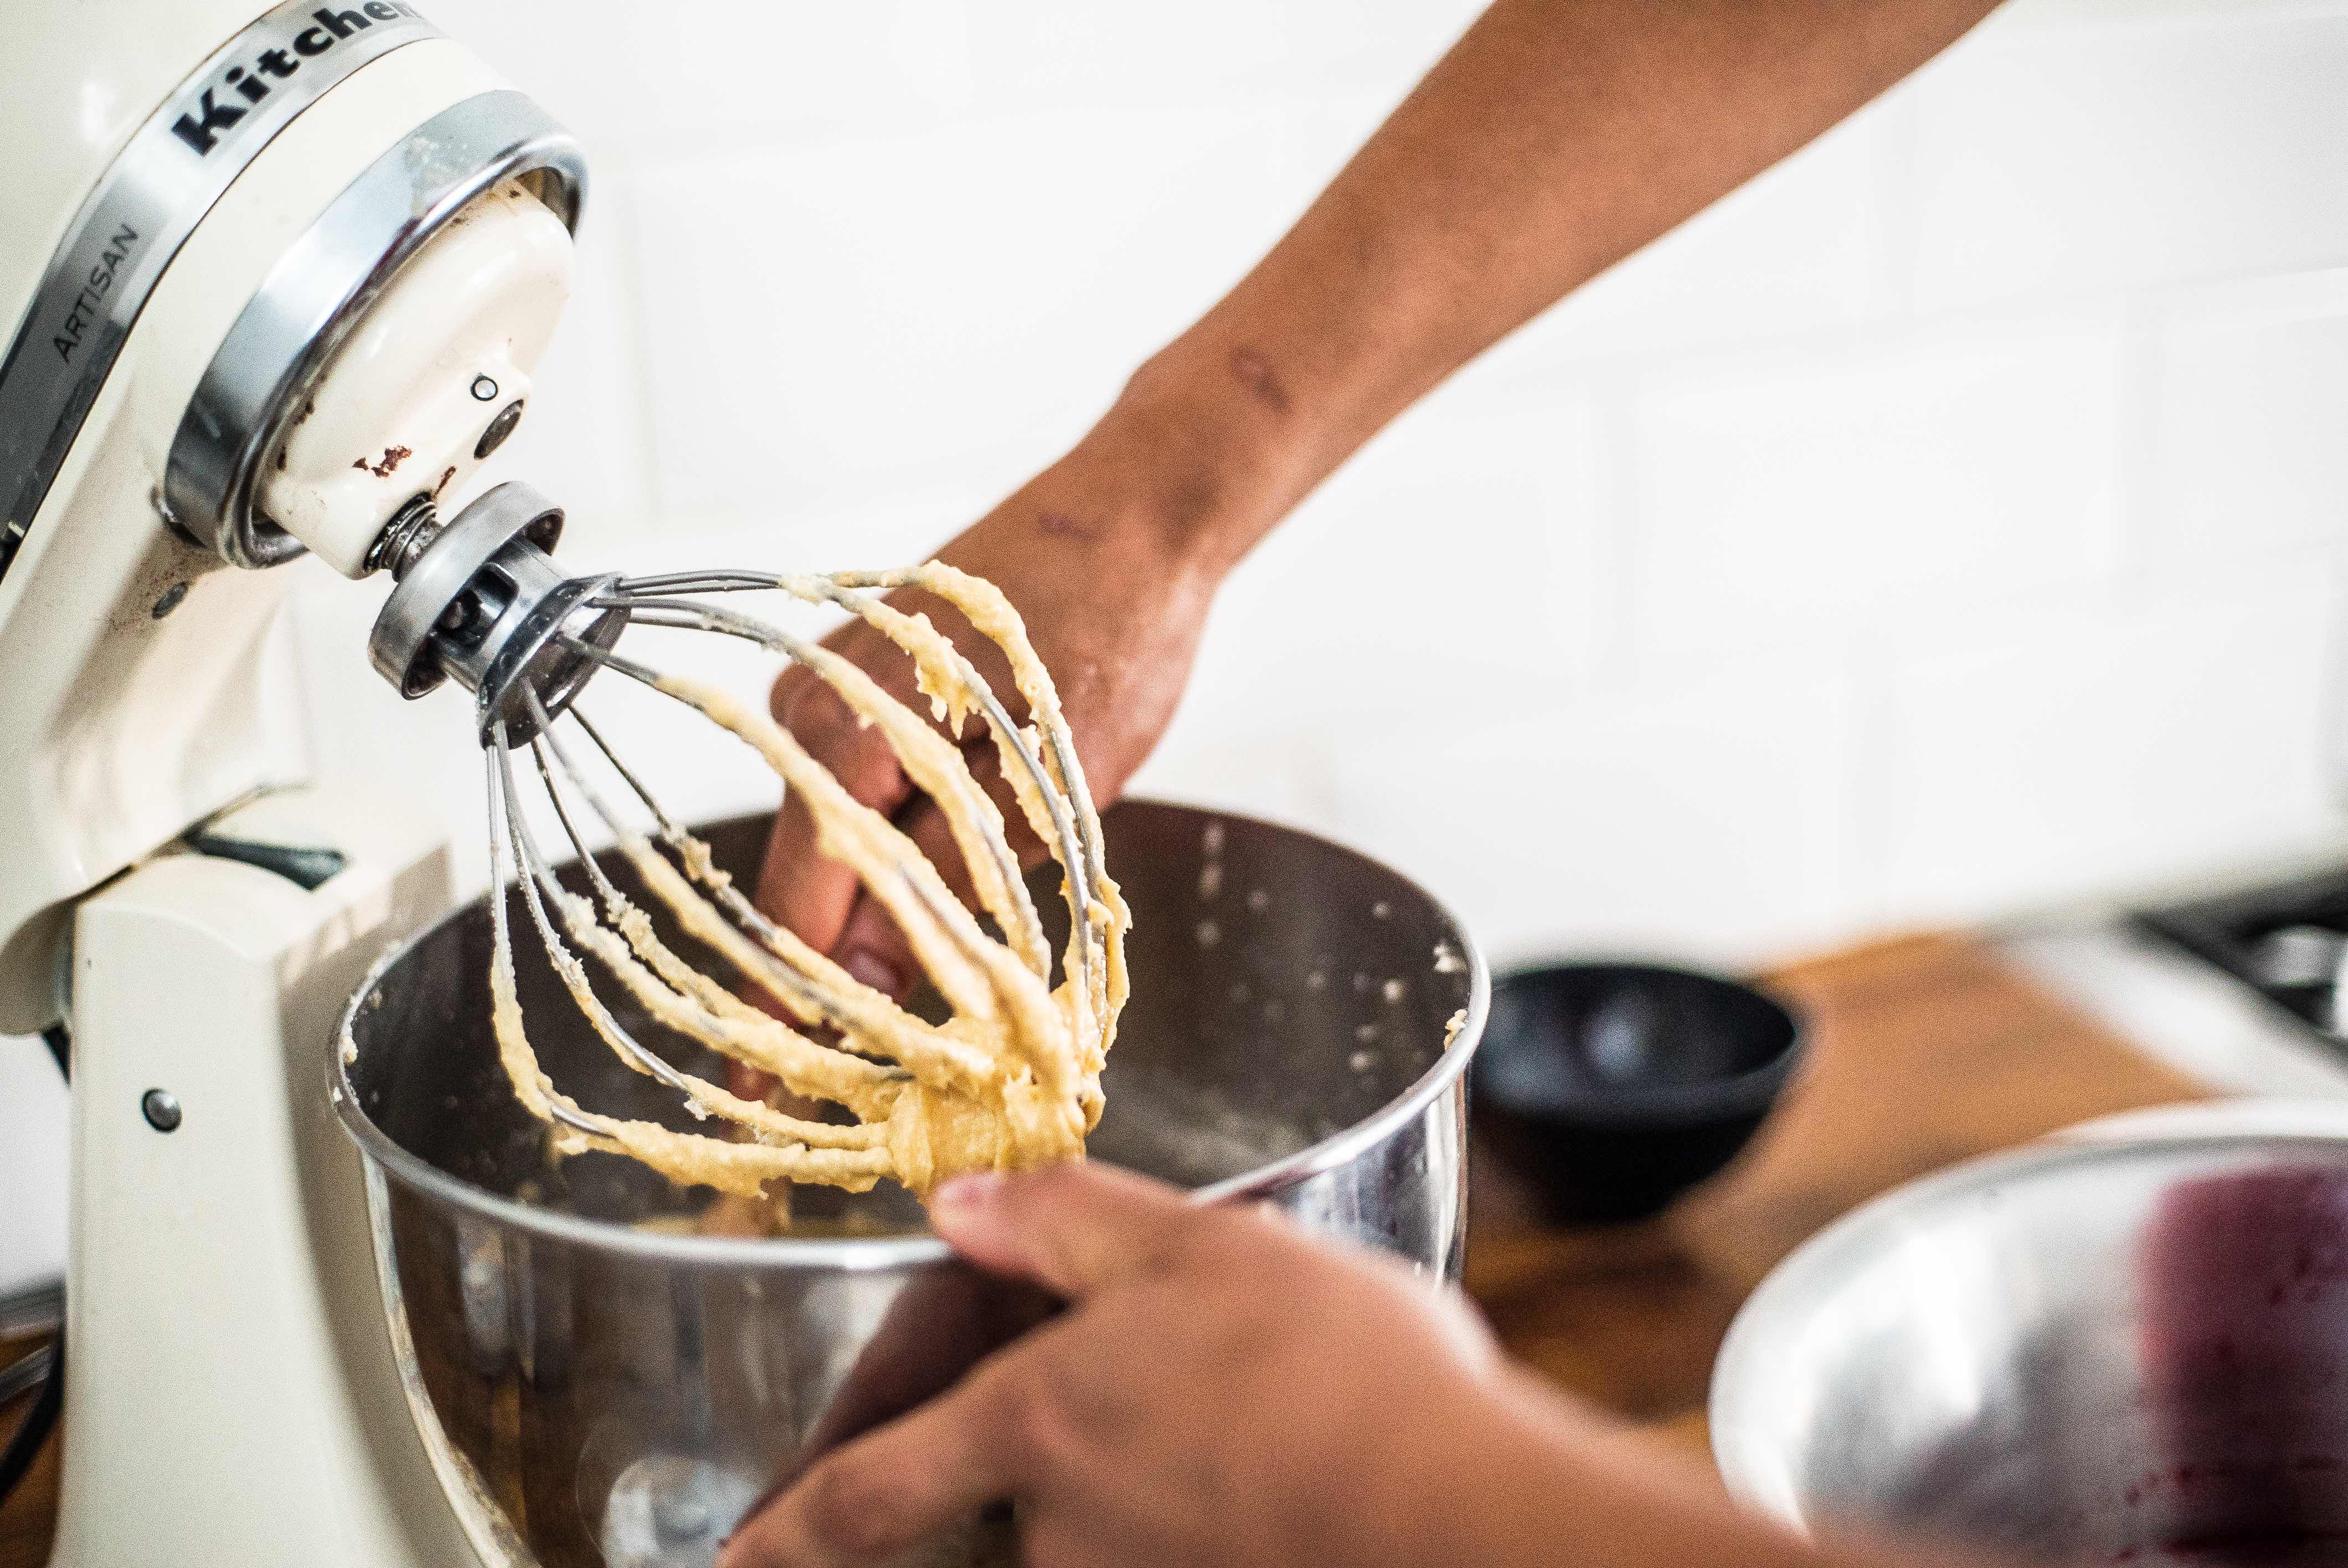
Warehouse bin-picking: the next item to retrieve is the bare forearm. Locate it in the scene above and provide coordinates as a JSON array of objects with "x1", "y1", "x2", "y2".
[
  {"x1": 758, "y1": 0, "x2": 2016, "y2": 1005},
  {"x1": 1377, "y1": 1368, "x2": 2002, "y2": 1568},
  {"x1": 1110, "y1": 0, "x2": 2005, "y2": 576}
]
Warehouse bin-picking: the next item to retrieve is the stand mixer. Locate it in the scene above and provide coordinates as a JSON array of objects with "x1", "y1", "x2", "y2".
[
  {"x1": 0, "y1": 2, "x2": 609, "y2": 1559},
  {"x1": 2, "y1": 6, "x2": 1494, "y2": 1563}
]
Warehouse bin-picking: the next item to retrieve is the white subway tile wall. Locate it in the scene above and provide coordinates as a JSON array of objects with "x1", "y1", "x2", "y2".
[
  {"x1": 1904, "y1": 8, "x2": 2348, "y2": 308},
  {"x1": 296, "y1": 0, "x2": 2348, "y2": 963}
]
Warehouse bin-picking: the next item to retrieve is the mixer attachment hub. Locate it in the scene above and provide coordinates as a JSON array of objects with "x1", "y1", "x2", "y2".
[{"x1": 367, "y1": 481, "x2": 625, "y2": 745}]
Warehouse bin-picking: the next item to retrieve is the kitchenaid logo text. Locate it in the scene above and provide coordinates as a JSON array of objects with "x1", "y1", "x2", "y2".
[
  {"x1": 50, "y1": 224, "x2": 139, "y2": 365},
  {"x1": 171, "y1": 3, "x2": 427, "y2": 157}
]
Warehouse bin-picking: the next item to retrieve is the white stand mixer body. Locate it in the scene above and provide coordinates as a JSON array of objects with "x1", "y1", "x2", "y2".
[
  {"x1": 0, "y1": 3, "x2": 589, "y2": 1560},
  {"x1": 0, "y1": 4, "x2": 577, "y2": 1032},
  {"x1": 60, "y1": 787, "x2": 475, "y2": 1565}
]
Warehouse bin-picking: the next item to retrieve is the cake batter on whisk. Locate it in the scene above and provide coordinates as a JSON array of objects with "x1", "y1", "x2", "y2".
[{"x1": 476, "y1": 562, "x2": 1127, "y2": 1198}]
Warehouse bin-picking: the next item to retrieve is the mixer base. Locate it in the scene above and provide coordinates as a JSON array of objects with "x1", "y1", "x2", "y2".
[{"x1": 54, "y1": 785, "x2": 474, "y2": 1566}]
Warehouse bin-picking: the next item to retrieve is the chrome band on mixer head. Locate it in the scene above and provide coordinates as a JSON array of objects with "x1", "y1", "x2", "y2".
[
  {"x1": 0, "y1": 0, "x2": 444, "y2": 586},
  {"x1": 164, "y1": 89, "x2": 587, "y2": 569}
]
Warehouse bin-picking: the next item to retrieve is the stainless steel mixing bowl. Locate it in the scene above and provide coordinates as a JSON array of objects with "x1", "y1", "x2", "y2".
[
  {"x1": 333, "y1": 801, "x2": 1487, "y2": 1568},
  {"x1": 1710, "y1": 1131, "x2": 2348, "y2": 1565}
]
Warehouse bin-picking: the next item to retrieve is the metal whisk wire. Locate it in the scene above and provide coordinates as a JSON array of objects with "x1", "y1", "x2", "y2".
[
  {"x1": 483, "y1": 731, "x2": 602, "y2": 1138},
  {"x1": 527, "y1": 697, "x2": 866, "y2": 1038},
  {"x1": 593, "y1": 571, "x2": 1101, "y2": 987},
  {"x1": 615, "y1": 568, "x2": 1105, "y2": 902},
  {"x1": 470, "y1": 565, "x2": 1120, "y2": 1191},
  {"x1": 493, "y1": 712, "x2": 803, "y2": 1132}
]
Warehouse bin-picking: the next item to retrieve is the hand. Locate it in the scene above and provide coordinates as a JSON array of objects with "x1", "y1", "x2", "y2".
[
  {"x1": 750, "y1": 391, "x2": 1246, "y2": 1005},
  {"x1": 716, "y1": 1164, "x2": 1990, "y2": 1568},
  {"x1": 715, "y1": 1162, "x2": 1512, "y2": 1568}
]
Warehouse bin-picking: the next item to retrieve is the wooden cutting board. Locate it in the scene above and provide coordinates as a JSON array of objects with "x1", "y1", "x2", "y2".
[
  {"x1": 0, "y1": 1339, "x2": 53, "y2": 1568},
  {"x1": 1465, "y1": 931, "x2": 2211, "y2": 1463},
  {"x1": 0, "y1": 932, "x2": 2211, "y2": 1562}
]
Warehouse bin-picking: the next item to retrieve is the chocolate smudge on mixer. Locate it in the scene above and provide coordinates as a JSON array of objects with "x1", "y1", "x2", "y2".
[{"x1": 349, "y1": 445, "x2": 410, "y2": 477}]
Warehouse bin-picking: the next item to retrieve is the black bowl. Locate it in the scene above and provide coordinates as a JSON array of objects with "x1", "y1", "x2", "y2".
[{"x1": 1471, "y1": 962, "x2": 1805, "y2": 1225}]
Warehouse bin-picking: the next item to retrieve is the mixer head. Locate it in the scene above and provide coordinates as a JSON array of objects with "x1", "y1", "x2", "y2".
[
  {"x1": 0, "y1": 0, "x2": 1121, "y2": 1173},
  {"x1": 0, "y1": 2, "x2": 593, "y2": 1031}
]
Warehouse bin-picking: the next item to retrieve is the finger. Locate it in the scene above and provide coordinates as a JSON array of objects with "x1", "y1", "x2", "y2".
[
  {"x1": 717, "y1": 1349, "x2": 1030, "y2": 1568},
  {"x1": 828, "y1": 891, "x2": 915, "y2": 1005},
  {"x1": 929, "y1": 1162, "x2": 1202, "y2": 1301},
  {"x1": 825, "y1": 776, "x2": 1002, "y2": 1002},
  {"x1": 724, "y1": 1059, "x2": 776, "y2": 1102},
  {"x1": 750, "y1": 657, "x2": 917, "y2": 999},
  {"x1": 720, "y1": 1059, "x2": 832, "y2": 1127},
  {"x1": 801, "y1": 1263, "x2": 1061, "y2": 1461}
]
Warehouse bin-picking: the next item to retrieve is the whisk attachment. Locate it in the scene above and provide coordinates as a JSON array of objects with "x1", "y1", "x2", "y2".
[{"x1": 377, "y1": 502, "x2": 1128, "y2": 1199}]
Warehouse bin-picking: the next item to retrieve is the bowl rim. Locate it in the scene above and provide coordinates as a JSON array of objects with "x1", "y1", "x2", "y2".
[
  {"x1": 328, "y1": 797, "x2": 1492, "y2": 1271},
  {"x1": 1706, "y1": 1125, "x2": 2348, "y2": 1533},
  {"x1": 1473, "y1": 960, "x2": 1806, "y2": 1128}
]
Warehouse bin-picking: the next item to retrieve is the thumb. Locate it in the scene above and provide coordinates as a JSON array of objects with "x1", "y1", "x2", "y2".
[
  {"x1": 929, "y1": 1162, "x2": 1201, "y2": 1301},
  {"x1": 750, "y1": 661, "x2": 915, "y2": 994}
]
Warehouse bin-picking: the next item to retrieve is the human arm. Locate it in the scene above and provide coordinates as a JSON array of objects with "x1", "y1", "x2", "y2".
[
  {"x1": 715, "y1": 1163, "x2": 1997, "y2": 1568},
  {"x1": 755, "y1": 0, "x2": 2007, "y2": 992}
]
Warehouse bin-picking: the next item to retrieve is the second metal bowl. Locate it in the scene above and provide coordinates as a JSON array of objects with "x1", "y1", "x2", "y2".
[{"x1": 1712, "y1": 1127, "x2": 2348, "y2": 1564}]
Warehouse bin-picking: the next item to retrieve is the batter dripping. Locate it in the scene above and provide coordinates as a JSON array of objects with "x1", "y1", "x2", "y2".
[{"x1": 482, "y1": 564, "x2": 1128, "y2": 1199}]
